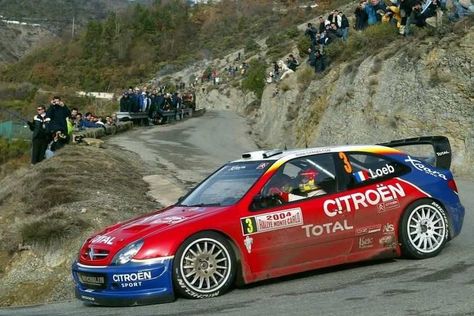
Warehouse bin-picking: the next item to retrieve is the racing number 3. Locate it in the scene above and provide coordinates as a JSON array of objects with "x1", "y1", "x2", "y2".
[
  {"x1": 241, "y1": 217, "x2": 257, "y2": 235},
  {"x1": 339, "y1": 152, "x2": 353, "y2": 173}
]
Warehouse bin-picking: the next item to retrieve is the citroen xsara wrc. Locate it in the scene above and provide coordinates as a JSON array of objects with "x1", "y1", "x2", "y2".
[{"x1": 72, "y1": 136, "x2": 464, "y2": 306}]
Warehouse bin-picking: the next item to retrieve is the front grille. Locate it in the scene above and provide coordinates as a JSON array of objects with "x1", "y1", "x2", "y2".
[
  {"x1": 77, "y1": 272, "x2": 107, "y2": 289},
  {"x1": 81, "y1": 247, "x2": 110, "y2": 261}
]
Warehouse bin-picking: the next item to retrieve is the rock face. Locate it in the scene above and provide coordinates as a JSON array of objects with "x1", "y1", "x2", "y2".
[
  {"x1": 251, "y1": 28, "x2": 473, "y2": 176},
  {"x1": 0, "y1": 22, "x2": 55, "y2": 63}
]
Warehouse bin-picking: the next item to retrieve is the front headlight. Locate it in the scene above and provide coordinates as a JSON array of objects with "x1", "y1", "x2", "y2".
[{"x1": 111, "y1": 239, "x2": 144, "y2": 265}]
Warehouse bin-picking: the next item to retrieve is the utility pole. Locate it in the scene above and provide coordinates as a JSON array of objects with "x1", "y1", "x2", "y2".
[{"x1": 72, "y1": 16, "x2": 75, "y2": 38}]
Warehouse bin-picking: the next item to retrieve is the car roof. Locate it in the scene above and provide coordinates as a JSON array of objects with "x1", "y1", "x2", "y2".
[{"x1": 233, "y1": 145, "x2": 402, "y2": 163}]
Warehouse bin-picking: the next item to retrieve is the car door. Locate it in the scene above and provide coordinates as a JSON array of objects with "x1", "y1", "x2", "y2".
[
  {"x1": 241, "y1": 153, "x2": 354, "y2": 277},
  {"x1": 338, "y1": 151, "x2": 411, "y2": 253}
]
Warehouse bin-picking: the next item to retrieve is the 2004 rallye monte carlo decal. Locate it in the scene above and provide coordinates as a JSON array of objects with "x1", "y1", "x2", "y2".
[{"x1": 72, "y1": 136, "x2": 464, "y2": 306}]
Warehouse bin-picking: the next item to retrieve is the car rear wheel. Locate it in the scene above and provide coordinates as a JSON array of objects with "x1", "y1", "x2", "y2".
[
  {"x1": 173, "y1": 232, "x2": 236, "y2": 299},
  {"x1": 400, "y1": 199, "x2": 449, "y2": 259}
]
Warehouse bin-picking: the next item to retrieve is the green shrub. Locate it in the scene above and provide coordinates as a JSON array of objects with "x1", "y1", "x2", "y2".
[
  {"x1": 0, "y1": 137, "x2": 30, "y2": 165},
  {"x1": 241, "y1": 59, "x2": 267, "y2": 100},
  {"x1": 326, "y1": 23, "x2": 398, "y2": 63},
  {"x1": 297, "y1": 34, "x2": 312, "y2": 56},
  {"x1": 245, "y1": 39, "x2": 260, "y2": 54},
  {"x1": 297, "y1": 65, "x2": 316, "y2": 91}
]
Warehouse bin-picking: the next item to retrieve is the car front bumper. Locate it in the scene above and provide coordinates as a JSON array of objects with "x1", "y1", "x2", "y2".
[{"x1": 72, "y1": 257, "x2": 174, "y2": 306}]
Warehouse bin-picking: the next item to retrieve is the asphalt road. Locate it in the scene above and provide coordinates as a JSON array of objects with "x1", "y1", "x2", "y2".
[{"x1": 1, "y1": 110, "x2": 473, "y2": 316}]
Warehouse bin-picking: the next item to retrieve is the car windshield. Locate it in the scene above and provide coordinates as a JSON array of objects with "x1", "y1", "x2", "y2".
[{"x1": 179, "y1": 161, "x2": 272, "y2": 207}]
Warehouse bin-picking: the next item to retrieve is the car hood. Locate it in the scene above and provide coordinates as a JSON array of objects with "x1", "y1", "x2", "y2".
[{"x1": 79, "y1": 205, "x2": 227, "y2": 265}]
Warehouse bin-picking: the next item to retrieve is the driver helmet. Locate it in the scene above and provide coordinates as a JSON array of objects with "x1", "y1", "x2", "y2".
[{"x1": 298, "y1": 168, "x2": 319, "y2": 193}]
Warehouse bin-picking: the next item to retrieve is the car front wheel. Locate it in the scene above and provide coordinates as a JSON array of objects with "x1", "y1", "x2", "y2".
[
  {"x1": 173, "y1": 232, "x2": 236, "y2": 299},
  {"x1": 400, "y1": 199, "x2": 449, "y2": 259}
]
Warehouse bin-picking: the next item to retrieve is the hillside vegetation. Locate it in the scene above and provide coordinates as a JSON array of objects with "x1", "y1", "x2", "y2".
[{"x1": 0, "y1": 0, "x2": 347, "y2": 91}]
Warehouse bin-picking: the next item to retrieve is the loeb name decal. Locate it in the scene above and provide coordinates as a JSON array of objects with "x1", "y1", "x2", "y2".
[
  {"x1": 323, "y1": 183, "x2": 406, "y2": 217},
  {"x1": 241, "y1": 208, "x2": 303, "y2": 235},
  {"x1": 353, "y1": 164, "x2": 395, "y2": 183}
]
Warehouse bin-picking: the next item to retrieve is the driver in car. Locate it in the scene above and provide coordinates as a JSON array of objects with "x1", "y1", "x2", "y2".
[{"x1": 266, "y1": 168, "x2": 325, "y2": 203}]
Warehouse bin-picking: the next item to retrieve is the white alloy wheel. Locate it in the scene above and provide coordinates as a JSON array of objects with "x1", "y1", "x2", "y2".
[
  {"x1": 173, "y1": 232, "x2": 236, "y2": 299},
  {"x1": 400, "y1": 199, "x2": 449, "y2": 259},
  {"x1": 407, "y1": 204, "x2": 447, "y2": 253}
]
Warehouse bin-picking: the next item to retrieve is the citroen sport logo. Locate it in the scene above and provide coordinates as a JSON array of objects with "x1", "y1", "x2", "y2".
[{"x1": 404, "y1": 156, "x2": 447, "y2": 180}]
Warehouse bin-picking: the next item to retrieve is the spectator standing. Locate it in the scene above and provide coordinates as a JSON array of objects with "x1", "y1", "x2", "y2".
[
  {"x1": 46, "y1": 96, "x2": 71, "y2": 136},
  {"x1": 305, "y1": 23, "x2": 318, "y2": 48},
  {"x1": 318, "y1": 16, "x2": 326, "y2": 33},
  {"x1": 120, "y1": 92, "x2": 132, "y2": 112},
  {"x1": 355, "y1": 1, "x2": 369, "y2": 30},
  {"x1": 28, "y1": 105, "x2": 50, "y2": 164},
  {"x1": 272, "y1": 61, "x2": 281, "y2": 81},
  {"x1": 314, "y1": 50, "x2": 326, "y2": 73},
  {"x1": 339, "y1": 11, "x2": 350, "y2": 41}
]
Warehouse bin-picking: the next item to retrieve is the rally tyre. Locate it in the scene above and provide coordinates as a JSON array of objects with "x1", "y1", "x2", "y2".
[
  {"x1": 173, "y1": 232, "x2": 236, "y2": 299},
  {"x1": 400, "y1": 199, "x2": 449, "y2": 259}
]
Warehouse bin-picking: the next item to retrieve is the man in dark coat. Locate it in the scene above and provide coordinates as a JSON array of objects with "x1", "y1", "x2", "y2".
[
  {"x1": 305, "y1": 23, "x2": 318, "y2": 49},
  {"x1": 46, "y1": 96, "x2": 71, "y2": 135},
  {"x1": 28, "y1": 105, "x2": 51, "y2": 164}
]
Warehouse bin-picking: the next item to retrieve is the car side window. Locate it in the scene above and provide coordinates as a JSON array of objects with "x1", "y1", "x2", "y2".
[
  {"x1": 343, "y1": 152, "x2": 410, "y2": 188},
  {"x1": 256, "y1": 154, "x2": 337, "y2": 209}
]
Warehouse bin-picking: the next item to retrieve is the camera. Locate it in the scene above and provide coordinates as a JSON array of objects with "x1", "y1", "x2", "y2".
[{"x1": 74, "y1": 135, "x2": 85, "y2": 144}]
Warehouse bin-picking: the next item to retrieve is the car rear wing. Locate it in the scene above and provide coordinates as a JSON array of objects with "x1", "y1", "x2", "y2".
[{"x1": 378, "y1": 136, "x2": 451, "y2": 170}]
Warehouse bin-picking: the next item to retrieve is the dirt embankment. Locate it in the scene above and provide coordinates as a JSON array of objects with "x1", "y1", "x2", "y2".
[{"x1": 0, "y1": 144, "x2": 159, "y2": 306}]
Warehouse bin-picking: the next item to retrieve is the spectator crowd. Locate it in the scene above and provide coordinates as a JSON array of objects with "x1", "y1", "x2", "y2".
[
  {"x1": 119, "y1": 86, "x2": 196, "y2": 124},
  {"x1": 28, "y1": 96, "x2": 118, "y2": 165},
  {"x1": 267, "y1": 0, "x2": 472, "y2": 80}
]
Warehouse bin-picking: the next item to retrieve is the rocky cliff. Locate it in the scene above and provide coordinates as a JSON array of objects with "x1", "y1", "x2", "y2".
[{"x1": 199, "y1": 24, "x2": 473, "y2": 176}]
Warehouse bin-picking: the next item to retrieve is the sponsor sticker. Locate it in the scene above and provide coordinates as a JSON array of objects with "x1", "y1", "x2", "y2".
[
  {"x1": 302, "y1": 219, "x2": 353, "y2": 237},
  {"x1": 112, "y1": 271, "x2": 152, "y2": 288},
  {"x1": 324, "y1": 183, "x2": 406, "y2": 217},
  {"x1": 383, "y1": 223, "x2": 395, "y2": 234},
  {"x1": 404, "y1": 156, "x2": 447, "y2": 180},
  {"x1": 377, "y1": 199, "x2": 400, "y2": 213},
  {"x1": 90, "y1": 235, "x2": 115, "y2": 245},
  {"x1": 78, "y1": 273, "x2": 105, "y2": 286},
  {"x1": 355, "y1": 224, "x2": 382, "y2": 236},
  {"x1": 359, "y1": 236, "x2": 374, "y2": 249},
  {"x1": 241, "y1": 208, "x2": 303, "y2": 236},
  {"x1": 244, "y1": 236, "x2": 253, "y2": 253},
  {"x1": 229, "y1": 165, "x2": 246, "y2": 171},
  {"x1": 256, "y1": 162, "x2": 269, "y2": 170}
]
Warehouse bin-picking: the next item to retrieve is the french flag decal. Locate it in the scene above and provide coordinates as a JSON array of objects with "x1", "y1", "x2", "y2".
[{"x1": 354, "y1": 170, "x2": 370, "y2": 183}]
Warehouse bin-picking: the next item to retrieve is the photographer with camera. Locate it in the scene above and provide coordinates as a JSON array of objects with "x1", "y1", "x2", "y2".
[{"x1": 46, "y1": 96, "x2": 71, "y2": 140}]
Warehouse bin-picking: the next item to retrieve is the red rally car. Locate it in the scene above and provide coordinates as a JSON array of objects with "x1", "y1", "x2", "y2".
[{"x1": 72, "y1": 136, "x2": 464, "y2": 306}]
